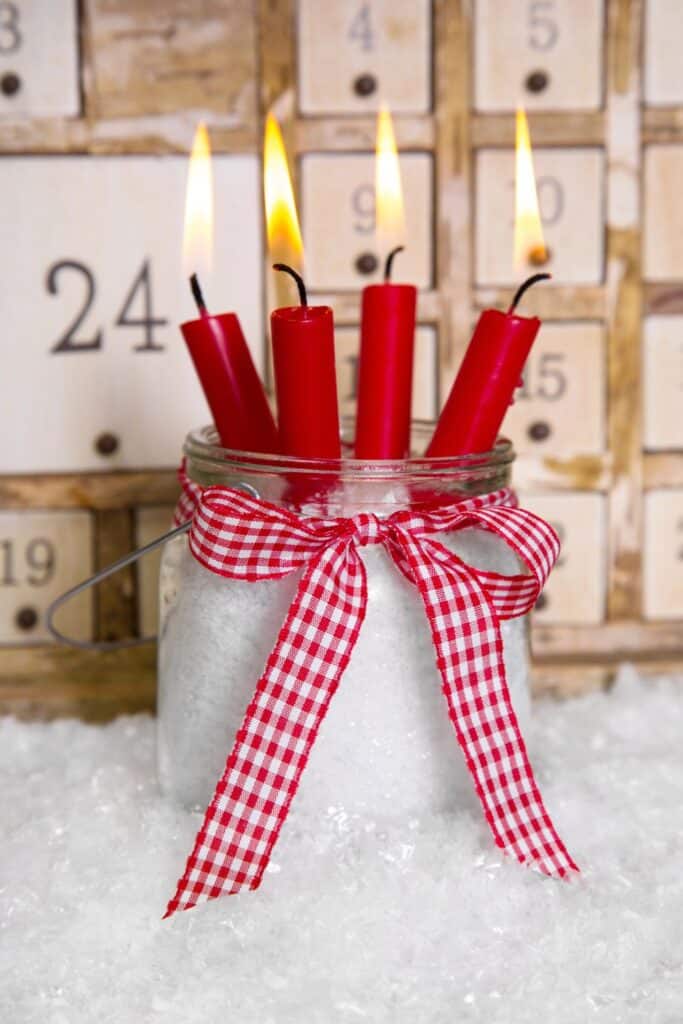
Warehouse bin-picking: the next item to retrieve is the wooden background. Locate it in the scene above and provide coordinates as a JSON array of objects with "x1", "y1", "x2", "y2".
[{"x1": 1, "y1": 0, "x2": 682, "y2": 718}]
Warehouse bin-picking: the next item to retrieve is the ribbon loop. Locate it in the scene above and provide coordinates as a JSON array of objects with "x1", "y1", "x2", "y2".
[{"x1": 164, "y1": 468, "x2": 576, "y2": 918}]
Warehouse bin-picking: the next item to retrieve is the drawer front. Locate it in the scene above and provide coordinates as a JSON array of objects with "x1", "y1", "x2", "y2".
[
  {"x1": 505, "y1": 322, "x2": 606, "y2": 455},
  {"x1": 474, "y1": 0, "x2": 604, "y2": 112},
  {"x1": 0, "y1": 155, "x2": 263, "y2": 474},
  {"x1": 644, "y1": 0, "x2": 683, "y2": 106},
  {"x1": 0, "y1": 511, "x2": 93, "y2": 644},
  {"x1": 298, "y1": 0, "x2": 432, "y2": 115},
  {"x1": 475, "y1": 147, "x2": 605, "y2": 287},
  {"x1": 521, "y1": 492, "x2": 606, "y2": 625},
  {"x1": 0, "y1": 0, "x2": 79, "y2": 118},
  {"x1": 301, "y1": 152, "x2": 433, "y2": 291},
  {"x1": 644, "y1": 490, "x2": 683, "y2": 620},
  {"x1": 644, "y1": 147, "x2": 683, "y2": 282},
  {"x1": 643, "y1": 316, "x2": 683, "y2": 450}
]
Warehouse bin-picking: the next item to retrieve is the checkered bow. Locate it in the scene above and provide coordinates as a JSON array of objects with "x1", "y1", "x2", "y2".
[{"x1": 165, "y1": 470, "x2": 577, "y2": 918}]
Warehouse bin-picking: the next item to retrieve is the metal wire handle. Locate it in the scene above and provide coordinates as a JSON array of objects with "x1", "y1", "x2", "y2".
[
  {"x1": 45, "y1": 520, "x2": 192, "y2": 651},
  {"x1": 46, "y1": 480, "x2": 261, "y2": 652}
]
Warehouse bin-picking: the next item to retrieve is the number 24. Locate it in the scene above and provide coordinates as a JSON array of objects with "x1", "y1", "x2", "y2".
[{"x1": 47, "y1": 259, "x2": 168, "y2": 354}]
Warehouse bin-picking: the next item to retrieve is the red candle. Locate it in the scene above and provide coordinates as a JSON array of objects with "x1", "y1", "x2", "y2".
[
  {"x1": 270, "y1": 265, "x2": 341, "y2": 459},
  {"x1": 181, "y1": 275, "x2": 278, "y2": 453},
  {"x1": 355, "y1": 246, "x2": 417, "y2": 459},
  {"x1": 427, "y1": 273, "x2": 550, "y2": 457}
]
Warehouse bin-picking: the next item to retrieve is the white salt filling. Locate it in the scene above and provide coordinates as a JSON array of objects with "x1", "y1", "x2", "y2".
[{"x1": 157, "y1": 527, "x2": 530, "y2": 815}]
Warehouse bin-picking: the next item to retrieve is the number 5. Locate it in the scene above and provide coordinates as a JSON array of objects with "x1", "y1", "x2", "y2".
[{"x1": 528, "y1": 1, "x2": 558, "y2": 52}]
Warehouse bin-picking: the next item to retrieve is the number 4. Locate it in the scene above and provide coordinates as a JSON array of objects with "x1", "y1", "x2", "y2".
[{"x1": 115, "y1": 259, "x2": 168, "y2": 352}]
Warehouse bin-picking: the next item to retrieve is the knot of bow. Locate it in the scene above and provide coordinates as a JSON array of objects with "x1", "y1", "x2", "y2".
[{"x1": 166, "y1": 470, "x2": 578, "y2": 918}]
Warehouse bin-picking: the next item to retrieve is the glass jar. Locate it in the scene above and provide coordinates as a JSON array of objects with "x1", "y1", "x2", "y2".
[{"x1": 157, "y1": 422, "x2": 529, "y2": 820}]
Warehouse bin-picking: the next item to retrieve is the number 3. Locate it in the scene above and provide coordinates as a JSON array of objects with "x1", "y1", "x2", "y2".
[{"x1": 0, "y1": 1, "x2": 21, "y2": 54}]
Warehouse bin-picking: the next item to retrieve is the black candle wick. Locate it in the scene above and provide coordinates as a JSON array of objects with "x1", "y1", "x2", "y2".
[
  {"x1": 383, "y1": 245, "x2": 405, "y2": 282},
  {"x1": 273, "y1": 263, "x2": 307, "y2": 306},
  {"x1": 507, "y1": 272, "x2": 552, "y2": 314},
  {"x1": 189, "y1": 273, "x2": 208, "y2": 315}
]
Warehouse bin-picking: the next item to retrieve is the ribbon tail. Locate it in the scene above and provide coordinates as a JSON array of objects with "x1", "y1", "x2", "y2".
[
  {"x1": 397, "y1": 533, "x2": 578, "y2": 879},
  {"x1": 164, "y1": 541, "x2": 367, "y2": 918}
]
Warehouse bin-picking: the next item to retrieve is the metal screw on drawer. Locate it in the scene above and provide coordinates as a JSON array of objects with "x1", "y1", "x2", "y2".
[
  {"x1": 353, "y1": 73, "x2": 377, "y2": 97},
  {"x1": 528, "y1": 420, "x2": 551, "y2": 442},
  {"x1": 95, "y1": 432, "x2": 120, "y2": 456},
  {"x1": 534, "y1": 593, "x2": 548, "y2": 612},
  {"x1": 525, "y1": 70, "x2": 549, "y2": 94},
  {"x1": 355, "y1": 252, "x2": 378, "y2": 275},
  {"x1": 15, "y1": 606, "x2": 38, "y2": 631},
  {"x1": 1, "y1": 72, "x2": 21, "y2": 97}
]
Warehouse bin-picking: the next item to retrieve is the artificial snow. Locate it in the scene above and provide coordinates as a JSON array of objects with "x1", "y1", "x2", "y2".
[{"x1": 2, "y1": 665, "x2": 683, "y2": 1022}]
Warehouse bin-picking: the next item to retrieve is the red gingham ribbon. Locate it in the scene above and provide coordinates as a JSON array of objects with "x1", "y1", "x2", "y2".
[{"x1": 164, "y1": 469, "x2": 578, "y2": 917}]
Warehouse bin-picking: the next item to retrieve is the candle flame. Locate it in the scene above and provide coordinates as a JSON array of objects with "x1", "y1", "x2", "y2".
[
  {"x1": 183, "y1": 121, "x2": 214, "y2": 281},
  {"x1": 263, "y1": 111, "x2": 303, "y2": 268},
  {"x1": 514, "y1": 107, "x2": 547, "y2": 271},
  {"x1": 375, "y1": 104, "x2": 406, "y2": 256}
]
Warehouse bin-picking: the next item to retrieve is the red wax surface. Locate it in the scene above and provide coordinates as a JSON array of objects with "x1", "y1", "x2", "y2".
[
  {"x1": 427, "y1": 308, "x2": 540, "y2": 457},
  {"x1": 355, "y1": 282, "x2": 417, "y2": 459},
  {"x1": 271, "y1": 304, "x2": 341, "y2": 459},
  {"x1": 181, "y1": 312, "x2": 278, "y2": 453}
]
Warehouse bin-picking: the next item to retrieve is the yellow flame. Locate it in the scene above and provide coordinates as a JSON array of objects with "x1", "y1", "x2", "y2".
[
  {"x1": 514, "y1": 107, "x2": 547, "y2": 270},
  {"x1": 263, "y1": 111, "x2": 303, "y2": 266},
  {"x1": 183, "y1": 121, "x2": 214, "y2": 280},
  {"x1": 375, "y1": 104, "x2": 406, "y2": 256}
]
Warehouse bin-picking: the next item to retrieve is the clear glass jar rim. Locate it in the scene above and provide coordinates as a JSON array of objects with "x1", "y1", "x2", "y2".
[{"x1": 184, "y1": 420, "x2": 515, "y2": 480}]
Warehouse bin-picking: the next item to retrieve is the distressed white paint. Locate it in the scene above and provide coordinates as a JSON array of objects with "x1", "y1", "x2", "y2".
[
  {"x1": 474, "y1": 0, "x2": 604, "y2": 112},
  {"x1": 0, "y1": 0, "x2": 79, "y2": 119},
  {"x1": 475, "y1": 147, "x2": 605, "y2": 286},
  {"x1": 522, "y1": 491, "x2": 606, "y2": 624},
  {"x1": 298, "y1": 0, "x2": 431, "y2": 114},
  {"x1": 301, "y1": 153, "x2": 433, "y2": 290},
  {"x1": 0, "y1": 155, "x2": 263, "y2": 473},
  {"x1": 0, "y1": 510, "x2": 93, "y2": 644}
]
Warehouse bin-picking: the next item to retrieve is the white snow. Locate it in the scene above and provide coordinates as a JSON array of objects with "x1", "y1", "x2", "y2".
[{"x1": 2, "y1": 664, "x2": 683, "y2": 1022}]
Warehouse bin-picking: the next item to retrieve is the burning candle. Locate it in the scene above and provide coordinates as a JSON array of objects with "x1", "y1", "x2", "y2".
[
  {"x1": 355, "y1": 107, "x2": 417, "y2": 460},
  {"x1": 270, "y1": 265, "x2": 341, "y2": 459},
  {"x1": 264, "y1": 113, "x2": 341, "y2": 460},
  {"x1": 427, "y1": 107, "x2": 549, "y2": 457},
  {"x1": 180, "y1": 123, "x2": 278, "y2": 453}
]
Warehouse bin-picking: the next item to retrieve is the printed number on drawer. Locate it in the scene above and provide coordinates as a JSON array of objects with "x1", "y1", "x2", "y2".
[
  {"x1": 0, "y1": 511, "x2": 93, "y2": 644},
  {"x1": 475, "y1": 147, "x2": 605, "y2": 286},
  {"x1": 298, "y1": 0, "x2": 431, "y2": 114}
]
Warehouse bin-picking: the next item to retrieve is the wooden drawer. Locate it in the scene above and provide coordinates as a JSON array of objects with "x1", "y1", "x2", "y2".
[
  {"x1": 297, "y1": 0, "x2": 432, "y2": 115},
  {"x1": 474, "y1": 0, "x2": 604, "y2": 112},
  {"x1": 522, "y1": 492, "x2": 606, "y2": 625},
  {"x1": 644, "y1": 489, "x2": 683, "y2": 620},
  {"x1": 0, "y1": 0, "x2": 79, "y2": 118},
  {"x1": 0, "y1": 154, "x2": 263, "y2": 474},
  {"x1": 0, "y1": 510, "x2": 93, "y2": 644},
  {"x1": 505, "y1": 322, "x2": 605, "y2": 455},
  {"x1": 644, "y1": 147, "x2": 683, "y2": 282},
  {"x1": 335, "y1": 325, "x2": 438, "y2": 422},
  {"x1": 301, "y1": 152, "x2": 433, "y2": 291},
  {"x1": 643, "y1": 316, "x2": 683, "y2": 450},
  {"x1": 475, "y1": 147, "x2": 605, "y2": 286},
  {"x1": 644, "y1": 0, "x2": 683, "y2": 106}
]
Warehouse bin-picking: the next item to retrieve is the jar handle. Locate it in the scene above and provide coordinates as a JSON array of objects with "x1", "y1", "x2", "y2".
[{"x1": 45, "y1": 520, "x2": 192, "y2": 651}]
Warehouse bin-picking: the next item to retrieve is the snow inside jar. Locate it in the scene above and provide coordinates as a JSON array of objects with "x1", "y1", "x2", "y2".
[{"x1": 157, "y1": 421, "x2": 529, "y2": 820}]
